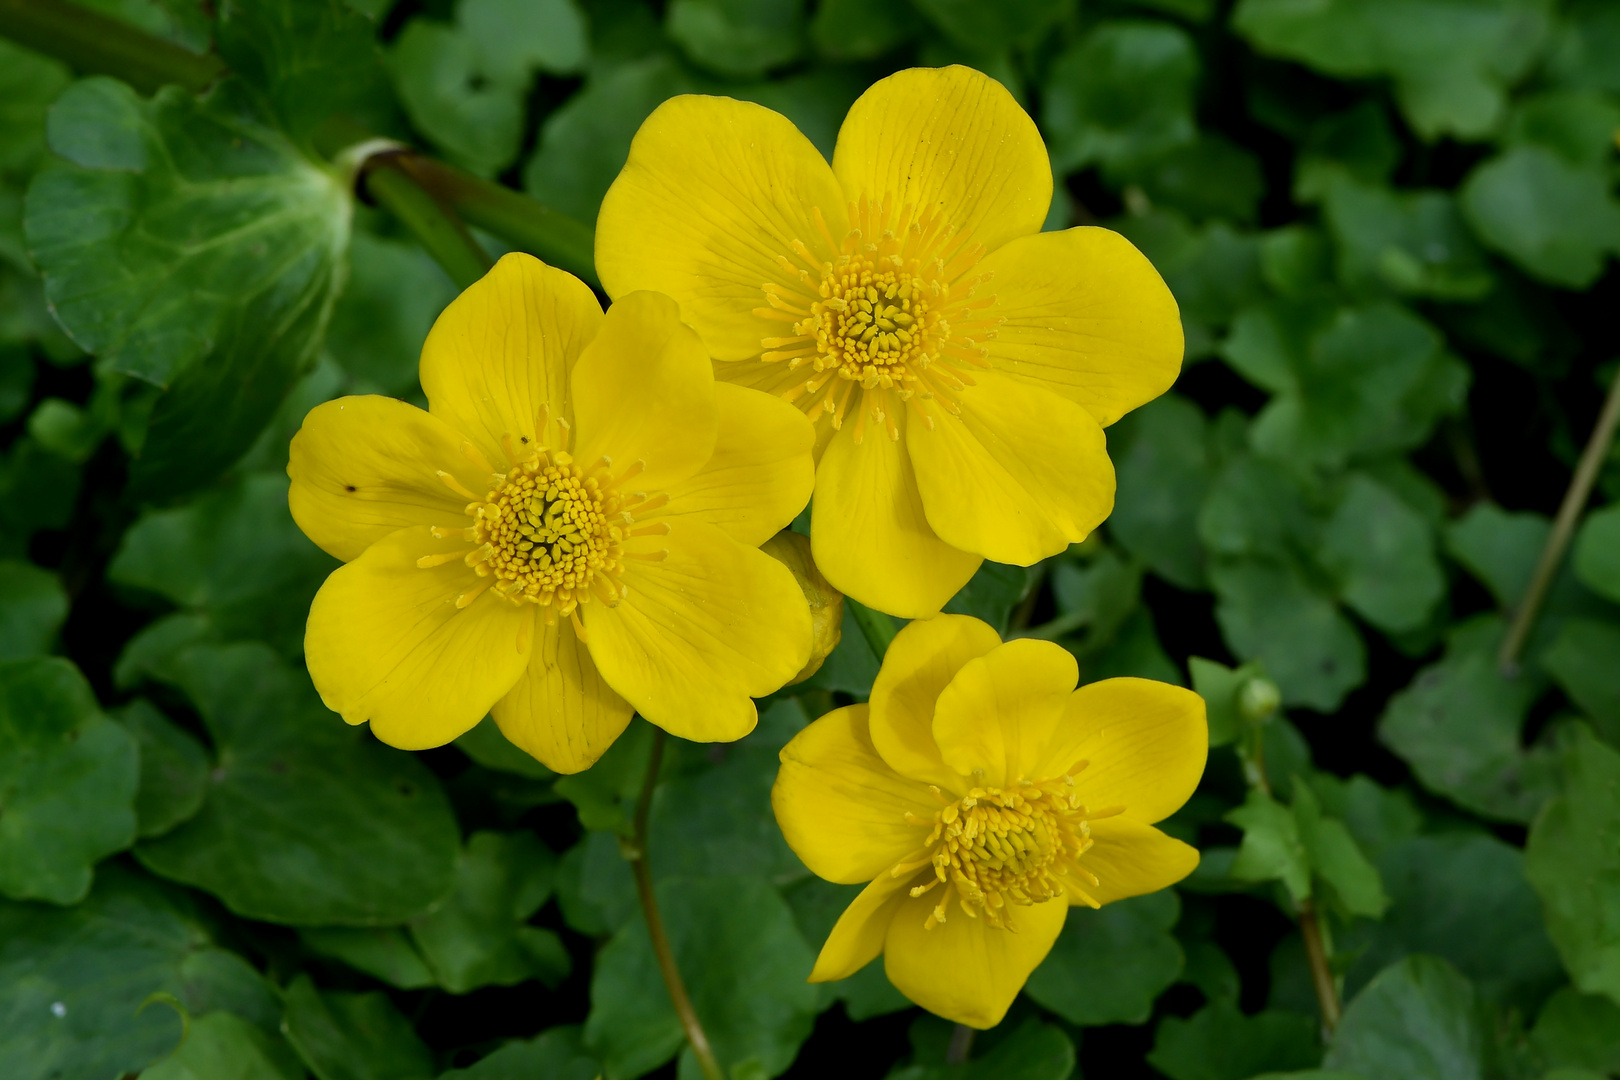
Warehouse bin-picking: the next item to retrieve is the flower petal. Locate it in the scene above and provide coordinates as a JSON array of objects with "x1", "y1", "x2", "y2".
[
  {"x1": 868, "y1": 614, "x2": 1001, "y2": 789},
  {"x1": 596, "y1": 94, "x2": 849, "y2": 362},
  {"x1": 1036, "y1": 678, "x2": 1208, "y2": 825},
  {"x1": 582, "y1": 519, "x2": 810, "y2": 741},
  {"x1": 883, "y1": 887, "x2": 1067, "y2": 1028},
  {"x1": 1072, "y1": 816, "x2": 1200, "y2": 907},
  {"x1": 809, "y1": 871, "x2": 914, "y2": 983},
  {"x1": 811, "y1": 420, "x2": 980, "y2": 619},
  {"x1": 832, "y1": 66, "x2": 1050, "y2": 257},
  {"x1": 305, "y1": 526, "x2": 534, "y2": 750},
  {"x1": 909, "y1": 369, "x2": 1115, "y2": 567},
  {"x1": 978, "y1": 227, "x2": 1184, "y2": 427},
  {"x1": 662, "y1": 383, "x2": 815, "y2": 546},
  {"x1": 773, "y1": 704, "x2": 937, "y2": 885},
  {"x1": 932, "y1": 639, "x2": 1078, "y2": 788},
  {"x1": 492, "y1": 618, "x2": 633, "y2": 775},
  {"x1": 571, "y1": 291, "x2": 719, "y2": 491},
  {"x1": 419, "y1": 253, "x2": 603, "y2": 469},
  {"x1": 288, "y1": 396, "x2": 485, "y2": 562}
]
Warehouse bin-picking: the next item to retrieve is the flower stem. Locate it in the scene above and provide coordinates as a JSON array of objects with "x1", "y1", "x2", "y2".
[
  {"x1": 626, "y1": 727, "x2": 725, "y2": 1080},
  {"x1": 1298, "y1": 898, "x2": 1340, "y2": 1036},
  {"x1": 945, "y1": 1023, "x2": 975, "y2": 1064},
  {"x1": 1497, "y1": 368, "x2": 1620, "y2": 674},
  {"x1": 0, "y1": 0, "x2": 223, "y2": 94},
  {"x1": 847, "y1": 598, "x2": 898, "y2": 660},
  {"x1": 361, "y1": 157, "x2": 491, "y2": 290}
]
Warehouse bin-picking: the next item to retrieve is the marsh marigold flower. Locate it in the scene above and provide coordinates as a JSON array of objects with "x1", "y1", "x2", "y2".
[
  {"x1": 289, "y1": 254, "x2": 815, "y2": 771},
  {"x1": 772, "y1": 614, "x2": 1206, "y2": 1028},
  {"x1": 596, "y1": 65, "x2": 1183, "y2": 618}
]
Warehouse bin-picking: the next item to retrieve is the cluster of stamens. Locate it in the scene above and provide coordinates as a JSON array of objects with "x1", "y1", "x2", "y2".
[
  {"x1": 419, "y1": 409, "x2": 670, "y2": 636},
  {"x1": 753, "y1": 196, "x2": 1005, "y2": 442},
  {"x1": 890, "y1": 765, "x2": 1124, "y2": 932}
]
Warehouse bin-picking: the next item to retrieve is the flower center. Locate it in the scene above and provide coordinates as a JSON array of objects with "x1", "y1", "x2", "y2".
[{"x1": 752, "y1": 197, "x2": 1004, "y2": 441}]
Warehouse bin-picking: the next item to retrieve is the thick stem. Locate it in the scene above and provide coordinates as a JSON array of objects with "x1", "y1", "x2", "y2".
[
  {"x1": 0, "y1": 0, "x2": 223, "y2": 94},
  {"x1": 847, "y1": 598, "x2": 898, "y2": 660},
  {"x1": 361, "y1": 158, "x2": 492, "y2": 290},
  {"x1": 945, "y1": 1023, "x2": 976, "y2": 1065},
  {"x1": 1298, "y1": 899, "x2": 1341, "y2": 1036},
  {"x1": 1498, "y1": 369, "x2": 1620, "y2": 674},
  {"x1": 626, "y1": 728, "x2": 725, "y2": 1080}
]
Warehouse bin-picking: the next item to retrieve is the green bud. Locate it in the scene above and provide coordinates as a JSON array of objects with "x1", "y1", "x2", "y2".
[{"x1": 1239, "y1": 676, "x2": 1281, "y2": 722}]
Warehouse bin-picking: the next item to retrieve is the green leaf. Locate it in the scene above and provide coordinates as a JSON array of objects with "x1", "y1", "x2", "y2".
[
  {"x1": 1459, "y1": 147, "x2": 1620, "y2": 290},
  {"x1": 281, "y1": 974, "x2": 436, "y2": 1080},
  {"x1": 1325, "y1": 955, "x2": 1486, "y2": 1080},
  {"x1": 1445, "y1": 502, "x2": 1550, "y2": 610},
  {"x1": 118, "y1": 698, "x2": 209, "y2": 840},
  {"x1": 0, "y1": 40, "x2": 71, "y2": 176},
  {"x1": 459, "y1": 0, "x2": 589, "y2": 78},
  {"x1": 808, "y1": 0, "x2": 918, "y2": 60},
  {"x1": 1320, "y1": 179, "x2": 1493, "y2": 301},
  {"x1": 1148, "y1": 1000, "x2": 1320, "y2": 1080},
  {"x1": 941, "y1": 560, "x2": 1030, "y2": 633},
  {"x1": 585, "y1": 875, "x2": 818, "y2": 1079},
  {"x1": 1317, "y1": 473, "x2": 1444, "y2": 634},
  {"x1": 893, "y1": 1017, "x2": 1077, "y2": 1080},
  {"x1": 0, "y1": 657, "x2": 137, "y2": 904},
  {"x1": 1129, "y1": 134, "x2": 1265, "y2": 224},
  {"x1": 1188, "y1": 655, "x2": 1265, "y2": 747},
  {"x1": 139, "y1": 1010, "x2": 304, "y2": 1080},
  {"x1": 1531, "y1": 987, "x2": 1620, "y2": 1075},
  {"x1": 1292, "y1": 781, "x2": 1389, "y2": 919},
  {"x1": 216, "y1": 0, "x2": 389, "y2": 139},
  {"x1": 1227, "y1": 787, "x2": 1312, "y2": 903},
  {"x1": 1524, "y1": 727, "x2": 1620, "y2": 1007},
  {"x1": 108, "y1": 472, "x2": 340, "y2": 658},
  {"x1": 1293, "y1": 100, "x2": 1402, "y2": 203},
  {"x1": 1198, "y1": 453, "x2": 1319, "y2": 559},
  {"x1": 325, "y1": 228, "x2": 456, "y2": 398},
  {"x1": 1504, "y1": 90, "x2": 1620, "y2": 167},
  {"x1": 438, "y1": 1027, "x2": 601, "y2": 1080},
  {"x1": 1573, "y1": 503, "x2": 1620, "y2": 604},
  {"x1": 299, "y1": 926, "x2": 436, "y2": 989},
  {"x1": 409, "y1": 831, "x2": 570, "y2": 993},
  {"x1": 781, "y1": 876, "x2": 909, "y2": 1021},
  {"x1": 0, "y1": 863, "x2": 279, "y2": 1080},
  {"x1": 1108, "y1": 394, "x2": 1212, "y2": 590},
  {"x1": 1042, "y1": 21, "x2": 1200, "y2": 175},
  {"x1": 0, "y1": 559, "x2": 67, "y2": 659},
  {"x1": 1378, "y1": 617, "x2": 1562, "y2": 822},
  {"x1": 909, "y1": 0, "x2": 1067, "y2": 51},
  {"x1": 1540, "y1": 617, "x2": 1620, "y2": 745},
  {"x1": 1024, "y1": 890, "x2": 1184, "y2": 1025},
  {"x1": 648, "y1": 744, "x2": 803, "y2": 884},
  {"x1": 666, "y1": 0, "x2": 805, "y2": 78},
  {"x1": 1341, "y1": 834, "x2": 1562, "y2": 1011},
  {"x1": 1545, "y1": 0, "x2": 1620, "y2": 93},
  {"x1": 1307, "y1": 773, "x2": 1422, "y2": 862},
  {"x1": 553, "y1": 717, "x2": 654, "y2": 834},
  {"x1": 1113, "y1": 212, "x2": 1264, "y2": 359},
  {"x1": 1231, "y1": 0, "x2": 1551, "y2": 139},
  {"x1": 25, "y1": 77, "x2": 350, "y2": 499},
  {"x1": 134, "y1": 642, "x2": 460, "y2": 925},
  {"x1": 454, "y1": 715, "x2": 555, "y2": 780},
  {"x1": 553, "y1": 828, "x2": 637, "y2": 937},
  {"x1": 796, "y1": 601, "x2": 882, "y2": 696}
]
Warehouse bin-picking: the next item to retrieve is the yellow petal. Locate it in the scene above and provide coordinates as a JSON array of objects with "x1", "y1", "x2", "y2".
[
  {"x1": 832, "y1": 66, "x2": 1050, "y2": 256},
  {"x1": 909, "y1": 369, "x2": 1115, "y2": 567},
  {"x1": 662, "y1": 383, "x2": 815, "y2": 546},
  {"x1": 1036, "y1": 678, "x2": 1208, "y2": 824},
  {"x1": 571, "y1": 290, "x2": 719, "y2": 491},
  {"x1": 883, "y1": 887, "x2": 1067, "y2": 1028},
  {"x1": 596, "y1": 94, "x2": 849, "y2": 362},
  {"x1": 288, "y1": 396, "x2": 484, "y2": 562},
  {"x1": 492, "y1": 617, "x2": 633, "y2": 775},
  {"x1": 419, "y1": 252, "x2": 603, "y2": 469},
  {"x1": 773, "y1": 704, "x2": 936, "y2": 885},
  {"x1": 811, "y1": 419, "x2": 980, "y2": 619},
  {"x1": 932, "y1": 639, "x2": 1078, "y2": 788},
  {"x1": 582, "y1": 519, "x2": 810, "y2": 742},
  {"x1": 978, "y1": 227, "x2": 1184, "y2": 427},
  {"x1": 304, "y1": 526, "x2": 534, "y2": 750},
  {"x1": 868, "y1": 614, "x2": 1001, "y2": 789},
  {"x1": 809, "y1": 871, "x2": 914, "y2": 983},
  {"x1": 1072, "y1": 816, "x2": 1200, "y2": 906}
]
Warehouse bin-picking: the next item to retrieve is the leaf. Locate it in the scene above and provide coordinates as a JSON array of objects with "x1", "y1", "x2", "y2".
[
  {"x1": 1042, "y1": 21, "x2": 1200, "y2": 175},
  {"x1": 134, "y1": 642, "x2": 460, "y2": 926},
  {"x1": 1459, "y1": 147, "x2": 1620, "y2": 289},
  {"x1": 553, "y1": 717, "x2": 655, "y2": 835},
  {"x1": 1325, "y1": 955, "x2": 1486, "y2": 1080},
  {"x1": 458, "y1": 0, "x2": 589, "y2": 78},
  {"x1": 666, "y1": 0, "x2": 805, "y2": 78},
  {"x1": 1130, "y1": 134, "x2": 1265, "y2": 224},
  {"x1": 1227, "y1": 787, "x2": 1312, "y2": 903},
  {"x1": 796, "y1": 602, "x2": 882, "y2": 696},
  {"x1": 118, "y1": 698, "x2": 209, "y2": 840},
  {"x1": 0, "y1": 863, "x2": 279, "y2": 1080},
  {"x1": 1047, "y1": 547, "x2": 1142, "y2": 648},
  {"x1": 216, "y1": 0, "x2": 390, "y2": 139},
  {"x1": 25, "y1": 77, "x2": 350, "y2": 499},
  {"x1": 1531, "y1": 987, "x2": 1620, "y2": 1075},
  {"x1": 1024, "y1": 890, "x2": 1184, "y2": 1026},
  {"x1": 0, "y1": 559, "x2": 67, "y2": 659},
  {"x1": 281, "y1": 974, "x2": 436, "y2": 1080},
  {"x1": 585, "y1": 875, "x2": 818, "y2": 1079},
  {"x1": 454, "y1": 715, "x2": 555, "y2": 780},
  {"x1": 1113, "y1": 211, "x2": 1264, "y2": 359},
  {"x1": 781, "y1": 876, "x2": 909, "y2": 1021},
  {"x1": 1445, "y1": 502, "x2": 1551, "y2": 609},
  {"x1": 553, "y1": 829, "x2": 637, "y2": 938},
  {"x1": 1504, "y1": 90, "x2": 1620, "y2": 168},
  {"x1": 1148, "y1": 1000, "x2": 1320, "y2": 1080},
  {"x1": 941, "y1": 560, "x2": 1031, "y2": 634},
  {"x1": 1573, "y1": 504, "x2": 1620, "y2": 605},
  {"x1": 140, "y1": 1010, "x2": 304, "y2": 1080},
  {"x1": 299, "y1": 927, "x2": 436, "y2": 990},
  {"x1": 439, "y1": 1027, "x2": 602, "y2": 1080},
  {"x1": 1524, "y1": 727, "x2": 1620, "y2": 1007},
  {"x1": 648, "y1": 744, "x2": 804, "y2": 884},
  {"x1": 1317, "y1": 473, "x2": 1445, "y2": 634},
  {"x1": 1108, "y1": 394, "x2": 1212, "y2": 590},
  {"x1": 1540, "y1": 617, "x2": 1620, "y2": 745},
  {"x1": 409, "y1": 831, "x2": 570, "y2": 994},
  {"x1": 1320, "y1": 178, "x2": 1493, "y2": 301},
  {"x1": 0, "y1": 657, "x2": 137, "y2": 904},
  {"x1": 1293, "y1": 100, "x2": 1402, "y2": 203},
  {"x1": 908, "y1": 0, "x2": 1065, "y2": 51},
  {"x1": 808, "y1": 0, "x2": 919, "y2": 60},
  {"x1": 0, "y1": 39, "x2": 70, "y2": 178},
  {"x1": 1291, "y1": 782, "x2": 1389, "y2": 919},
  {"x1": 893, "y1": 1017, "x2": 1077, "y2": 1080},
  {"x1": 0, "y1": 438, "x2": 79, "y2": 556},
  {"x1": 107, "y1": 472, "x2": 340, "y2": 658},
  {"x1": 1188, "y1": 655, "x2": 1264, "y2": 747},
  {"x1": 325, "y1": 228, "x2": 456, "y2": 398}
]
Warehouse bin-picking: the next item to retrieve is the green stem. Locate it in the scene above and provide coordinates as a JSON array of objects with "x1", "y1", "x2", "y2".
[
  {"x1": 945, "y1": 1023, "x2": 975, "y2": 1064},
  {"x1": 1298, "y1": 899, "x2": 1340, "y2": 1036},
  {"x1": 0, "y1": 0, "x2": 223, "y2": 93},
  {"x1": 625, "y1": 728, "x2": 725, "y2": 1080},
  {"x1": 847, "y1": 599, "x2": 898, "y2": 661},
  {"x1": 362, "y1": 158, "x2": 491, "y2": 290},
  {"x1": 1498, "y1": 368, "x2": 1620, "y2": 674}
]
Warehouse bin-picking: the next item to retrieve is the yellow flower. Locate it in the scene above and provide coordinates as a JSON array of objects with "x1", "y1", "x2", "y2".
[
  {"x1": 771, "y1": 614, "x2": 1206, "y2": 1028},
  {"x1": 596, "y1": 65, "x2": 1183, "y2": 618},
  {"x1": 288, "y1": 254, "x2": 815, "y2": 771}
]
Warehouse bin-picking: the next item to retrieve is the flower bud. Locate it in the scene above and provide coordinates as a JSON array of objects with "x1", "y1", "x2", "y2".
[
  {"x1": 1239, "y1": 676, "x2": 1281, "y2": 722},
  {"x1": 760, "y1": 530, "x2": 843, "y2": 685}
]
